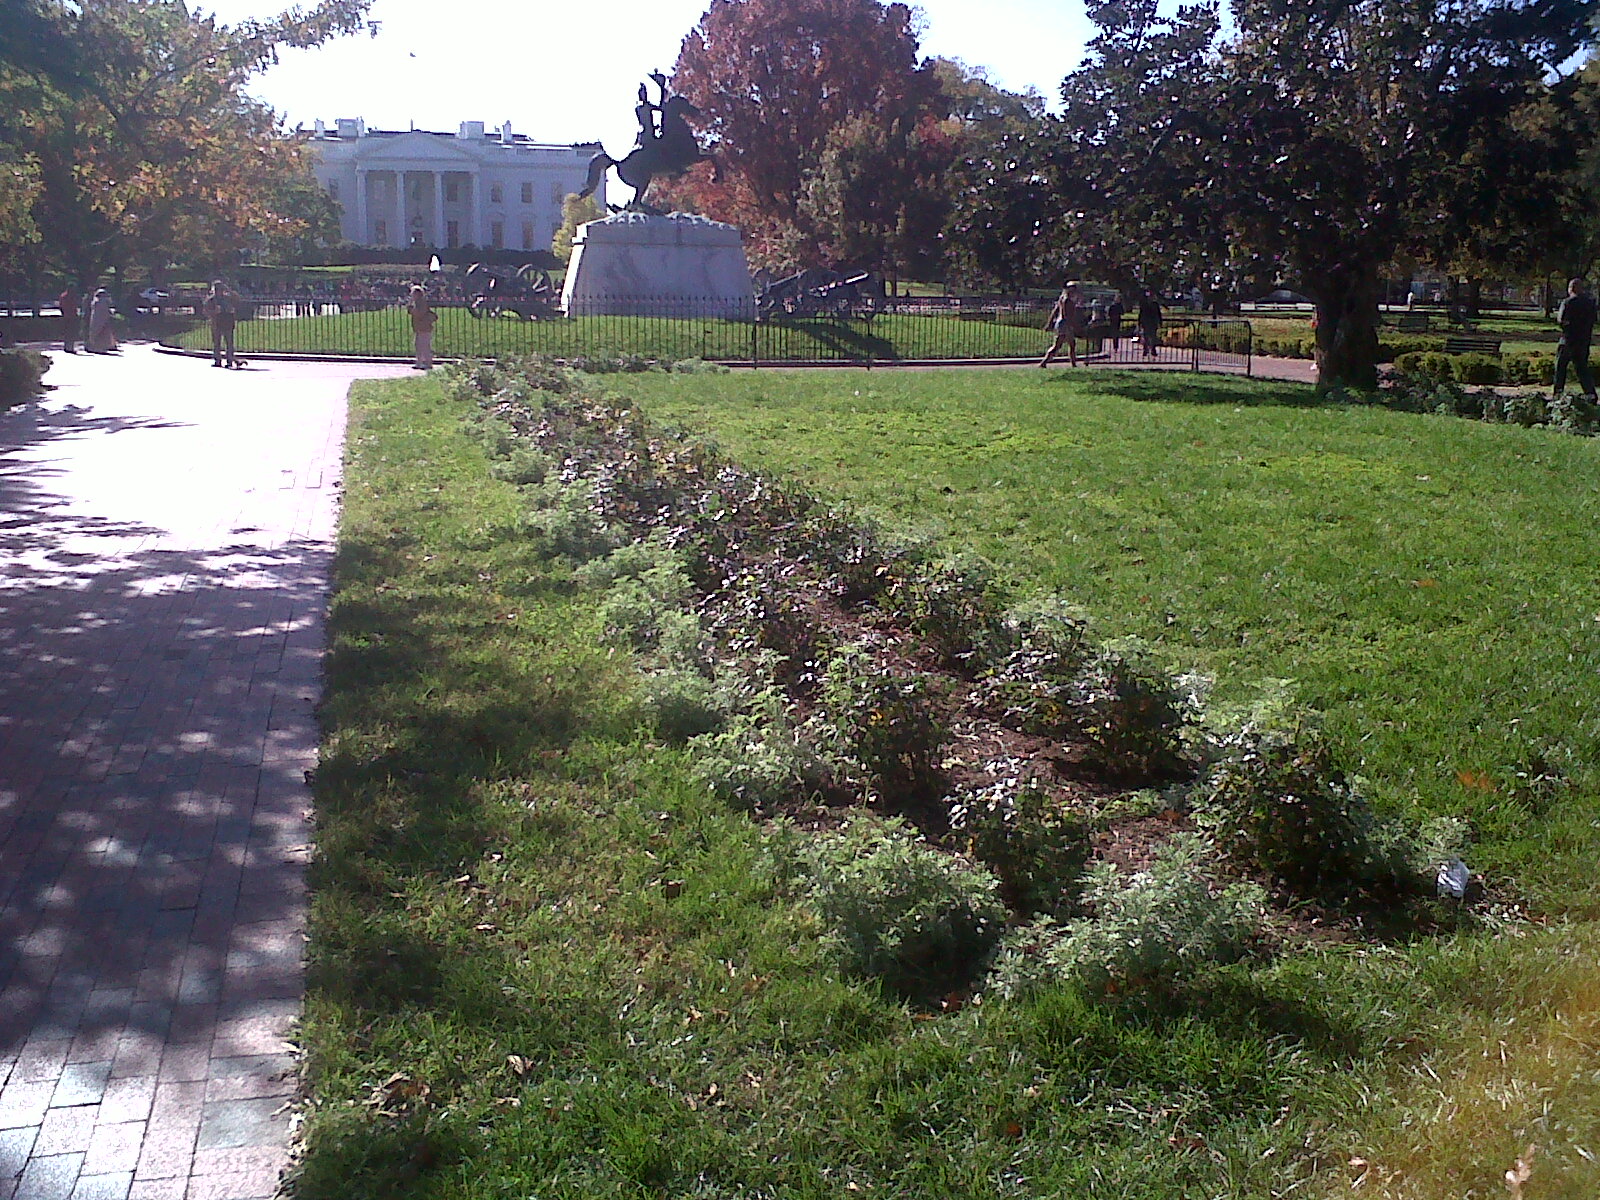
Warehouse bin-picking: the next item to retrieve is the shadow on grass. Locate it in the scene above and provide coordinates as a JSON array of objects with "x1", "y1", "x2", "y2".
[
  {"x1": 1062, "y1": 370, "x2": 1326, "y2": 409},
  {"x1": 306, "y1": 524, "x2": 603, "y2": 1016}
]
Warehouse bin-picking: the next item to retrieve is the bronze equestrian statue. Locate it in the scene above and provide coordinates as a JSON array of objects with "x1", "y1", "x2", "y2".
[{"x1": 580, "y1": 72, "x2": 719, "y2": 214}]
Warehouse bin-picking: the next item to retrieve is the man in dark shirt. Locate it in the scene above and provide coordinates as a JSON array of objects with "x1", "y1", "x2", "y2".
[{"x1": 1554, "y1": 277, "x2": 1597, "y2": 402}]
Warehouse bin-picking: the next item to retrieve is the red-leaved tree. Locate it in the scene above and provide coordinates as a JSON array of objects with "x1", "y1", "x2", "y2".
[{"x1": 659, "y1": 0, "x2": 940, "y2": 267}]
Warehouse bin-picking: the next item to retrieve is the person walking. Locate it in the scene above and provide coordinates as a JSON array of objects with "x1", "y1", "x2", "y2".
[
  {"x1": 409, "y1": 284, "x2": 438, "y2": 370},
  {"x1": 1137, "y1": 292, "x2": 1162, "y2": 359},
  {"x1": 1553, "y1": 277, "x2": 1597, "y2": 403},
  {"x1": 1107, "y1": 295, "x2": 1126, "y2": 354},
  {"x1": 57, "y1": 286, "x2": 79, "y2": 353},
  {"x1": 1039, "y1": 282, "x2": 1083, "y2": 368},
  {"x1": 204, "y1": 279, "x2": 240, "y2": 369},
  {"x1": 84, "y1": 288, "x2": 118, "y2": 353}
]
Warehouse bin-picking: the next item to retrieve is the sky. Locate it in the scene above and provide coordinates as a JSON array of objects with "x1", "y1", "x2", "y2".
[{"x1": 198, "y1": 0, "x2": 1091, "y2": 157}]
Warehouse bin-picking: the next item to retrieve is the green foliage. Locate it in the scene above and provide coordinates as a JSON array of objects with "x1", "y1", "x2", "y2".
[
  {"x1": 0, "y1": 346, "x2": 48, "y2": 405},
  {"x1": 804, "y1": 814, "x2": 1006, "y2": 998},
  {"x1": 1067, "y1": 645, "x2": 1191, "y2": 781},
  {"x1": 687, "y1": 681, "x2": 837, "y2": 810},
  {"x1": 987, "y1": 836, "x2": 1265, "y2": 998},
  {"x1": 1197, "y1": 723, "x2": 1422, "y2": 899},
  {"x1": 517, "y1": 478, "x2": 623, "y2": 564},
  {"x1": 636, "y1": 667, "x2": 725, "y2": 742},
  {"x1": 817, "y1": 645, "x2": 945, "y2": 800},
  {"x1": 948, "y1": 772, "x2": 1090, "y2": 913},
  {"x1": 882, "y1": 553, "x2": 1005, "y2": 670}
]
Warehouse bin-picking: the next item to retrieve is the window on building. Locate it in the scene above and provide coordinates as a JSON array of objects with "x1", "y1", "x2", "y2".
[
  {"x1": 374, "y1": 219, "x2": 387, "y2": 244},
  {"x1": 327, "y1": 180, "x2": 339, "y2": 201},
  {"x1": 521, "y1": 222, "x2": 534, "y2": 250},
  {"x1": 491, "y1": 221, "x2": 504, "y2": 249},
  {"x1": 518, "y1": 181, "x2": 531, "y2": 204},
  {"x1": 446, "y1": 220, "x2": 460, "y2": 248},
  {"x1": 550, "y1": 182, "x2": 563, "y2": 205},
  {"x1": 490, "y1": 183, "x2": 503, "y2": 204},
  {"x1": 444, "y1": 179, "x2": 460, "y2": 203}
]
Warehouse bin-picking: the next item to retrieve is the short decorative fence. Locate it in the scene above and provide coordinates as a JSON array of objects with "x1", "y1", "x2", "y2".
[{"x1": 160, "y1": 293, "x2": 1254, "y2": 374}]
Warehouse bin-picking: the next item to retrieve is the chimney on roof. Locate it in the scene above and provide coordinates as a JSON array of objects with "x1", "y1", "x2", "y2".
[
  {"x1": 500, "y1": 121, "x2": 513, "y2": 145},
  {"x1": 335, "y1": 117, "x2": 362, "y2": 138},
  {"x1": 313, "y1": 118, "x2": 325, "y2": 137},
  {"x1": 458, "y1": 120, "x2": 485, "y2": 139}
]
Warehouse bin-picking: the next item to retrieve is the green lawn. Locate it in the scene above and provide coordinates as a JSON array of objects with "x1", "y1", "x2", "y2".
[
  {"x1": 301, "y1": 367, "x2": 1600, "y2": 1200},
  {"x1": 173, "y1": 308, "x2": 1048, "y2": 362},
  {"x1": 618, "y1": 368, "x2": 1600, "y2": 904}
]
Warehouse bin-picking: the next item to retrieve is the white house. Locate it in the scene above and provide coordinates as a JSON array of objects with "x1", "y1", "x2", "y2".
[{"x1": 306, "y1": 118, "x2": 605, "y2": 251}]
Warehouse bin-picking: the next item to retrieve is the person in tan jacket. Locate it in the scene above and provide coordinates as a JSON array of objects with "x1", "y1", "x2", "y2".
[{"x1": 409, "y1": 284, "x2": 438, "y2": 370}]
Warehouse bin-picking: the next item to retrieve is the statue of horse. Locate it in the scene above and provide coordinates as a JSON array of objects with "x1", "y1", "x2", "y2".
[{"x1": 579, "y1": 94, "x2": 718, "y2": 214}]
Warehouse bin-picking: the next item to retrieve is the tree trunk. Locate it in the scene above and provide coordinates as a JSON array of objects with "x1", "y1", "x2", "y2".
[{"x1": 1312, "y1": 269, "x2": 1382, "y2": 390}]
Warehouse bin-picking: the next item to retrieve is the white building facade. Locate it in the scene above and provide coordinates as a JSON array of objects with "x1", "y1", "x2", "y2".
[{"x1": 307, "y1": 118, "x2": 604, "y2": 251}]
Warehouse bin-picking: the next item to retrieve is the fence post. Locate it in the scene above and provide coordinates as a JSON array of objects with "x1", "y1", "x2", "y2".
[
  {"x1": 1191, "y1": 322, "x2": 1200, "y2": 372},
  {"x1": 1246, "y1": 321, "x2": 1253, "y2": 378}
]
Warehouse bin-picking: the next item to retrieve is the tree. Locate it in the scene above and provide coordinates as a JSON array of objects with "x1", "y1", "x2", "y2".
[
  {"x1": 993, "y1": 0, "x2": 1596, "y2": 387},
  {"x1": 553, "y1": 191, "x2": 603, "y2": 264},
  {"x1": 0, "y1": 0, "x2": 371, "y2": 286},
  {"x1": 660, "y1": 0, "x2": 941, "y2": 267}
]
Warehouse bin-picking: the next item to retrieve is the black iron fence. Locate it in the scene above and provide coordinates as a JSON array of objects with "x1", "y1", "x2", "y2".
[{"x1": 157, "y1": 291, "x2": 1253, "y2": 373}]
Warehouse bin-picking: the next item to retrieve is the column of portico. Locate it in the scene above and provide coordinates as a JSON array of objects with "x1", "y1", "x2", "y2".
[
  {"x1": 354, "y1": 168, "x2": 368, "y2": 244},
  {"x1": 432, "y1": 171, "x2": 445, "y2": 249},
  {"x1": 467, "y1": 174, "x2": 481, "y2": 248},
  {"x1": 391, "y1": 171, "x2": 406, "y2": 248}
]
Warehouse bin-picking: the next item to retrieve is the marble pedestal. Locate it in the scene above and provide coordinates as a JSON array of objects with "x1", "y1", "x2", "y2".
[{"x1": 560, "y1": 212, "x2": 755, "y2": 319}]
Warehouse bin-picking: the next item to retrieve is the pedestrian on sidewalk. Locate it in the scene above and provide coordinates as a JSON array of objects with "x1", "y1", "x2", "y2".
[
  {"x1": 204, "y1": 279, "x2": 240, "y2": 369},
  {"x1": 85, "y1": 287, "x2": 118, "y2": 353},
  {"x1": 1553, "y1": 277, "x2": 1597, "y2": 403},
  {"x1": 1107, "y1": 295, "x2": 1125, "y2": 353},
  {"x1": 1138, "y1": 292, "x2": 1162, "y2": 359},
  {"x1": 409, "y1": 284, "x2": 437, "y2": 370},
  {"x1": 1039, "y1": 282, "x2": 1083, "y2": 368},
  {"x1": 57, "y1": 285, "x2": 79, "y2": 353}
]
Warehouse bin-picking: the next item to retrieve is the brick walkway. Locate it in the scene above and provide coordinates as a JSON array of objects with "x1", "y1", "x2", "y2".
[{"x1": 0, "y1": 346, "x2": 408, "y2": 1200}]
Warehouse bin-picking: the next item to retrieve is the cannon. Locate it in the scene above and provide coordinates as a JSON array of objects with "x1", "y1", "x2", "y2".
[
  {"x1": 754, "y1": 268, "x2": 880, "y2": 320},
  {"x1": 465, "y1": 263, "x2": 560, "y2": 321}
]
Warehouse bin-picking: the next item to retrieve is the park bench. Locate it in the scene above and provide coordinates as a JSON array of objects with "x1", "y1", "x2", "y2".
[
  {"x1": 1444, "y1": 334, "x2": 1502, "y2": 356},
  {"x1": 1394, "y1": 313, "x2": 1430, "y2": 332}
]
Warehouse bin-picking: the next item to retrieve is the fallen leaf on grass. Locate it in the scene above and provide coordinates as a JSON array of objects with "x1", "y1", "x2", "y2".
[
  {"x1": 1505, "y1": 1144, "x2": 1536, "y2": 1199},
  {"x1": 1456, "y1": 769, "x2": 1497, "y2": 793}
]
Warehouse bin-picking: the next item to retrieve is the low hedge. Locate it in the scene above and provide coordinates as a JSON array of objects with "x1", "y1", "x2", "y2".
[
  {"x1": 0, "y1": 348, "x2": 50, "y2": 407},
  {"x1": 1392, "y1": 350, "x2": 1555, "y2": 387}
]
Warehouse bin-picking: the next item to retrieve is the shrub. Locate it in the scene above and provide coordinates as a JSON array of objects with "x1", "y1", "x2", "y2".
[
  {"x1": 594, "y1": 569, "x2": 697, "y2": 653},
  {"x1": 0, "y1": 348, "x2": 49, "y2": 407},
  {"x1": 637, "y1": 668, "x2": 725, "y2": 742},
  {"x1": 817, "y1": 646, "x2": 945, "y2": 801},
  {"x1": 1452, "y1": 353, "x2": 1502, "y2": 385},
  {"x1": 1548, "y1": 394, "x2": 1597, "y2": 435},
  {"x1": 948, "y1": 772, "x2": 1090, "y2": 913},
  {"x1": 1063, "y1": 646, "x2": 1190, "y2": 782},
  {"x1": 1196, "y1": 723, "x2": 1421, "y2": 898},
  {"x1": 882, "y1": 554, "x2": 1006, "y2": 670},
  {"x1": 688, "y1": 674, "x2": 840, "y2": 809},
  {"x1": 1503, "y1": 392, "x2": 1547, "y2": 428},
  {"x1": 489, "y1": 445, "x2": 553, "y2": 486},
  {"x1": 518, "y1": 479, "x2": 623, "y2": 563},
  {"x1": 986, "y1": 835, "x2": 1264, "y2": 999},
  {"x1": 804, "y1": 814, "x2": 1006, "y2": 998}
]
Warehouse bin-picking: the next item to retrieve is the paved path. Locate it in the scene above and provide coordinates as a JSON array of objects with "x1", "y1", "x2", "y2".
[{"x1": 0, "y1": 346, "x2": 409, "y2": 1200}]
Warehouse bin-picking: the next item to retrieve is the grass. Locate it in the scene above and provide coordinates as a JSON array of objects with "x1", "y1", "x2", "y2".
[
  {"x1": 617, "y1": 369, "x2": 1600, "y2": 904},
  {"x1": 303, "y1": 366, "x2": 1600, "y2": 1199},
  {"x1": 172, "y1": 308, "x2": 1048, "y2": 362}
]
